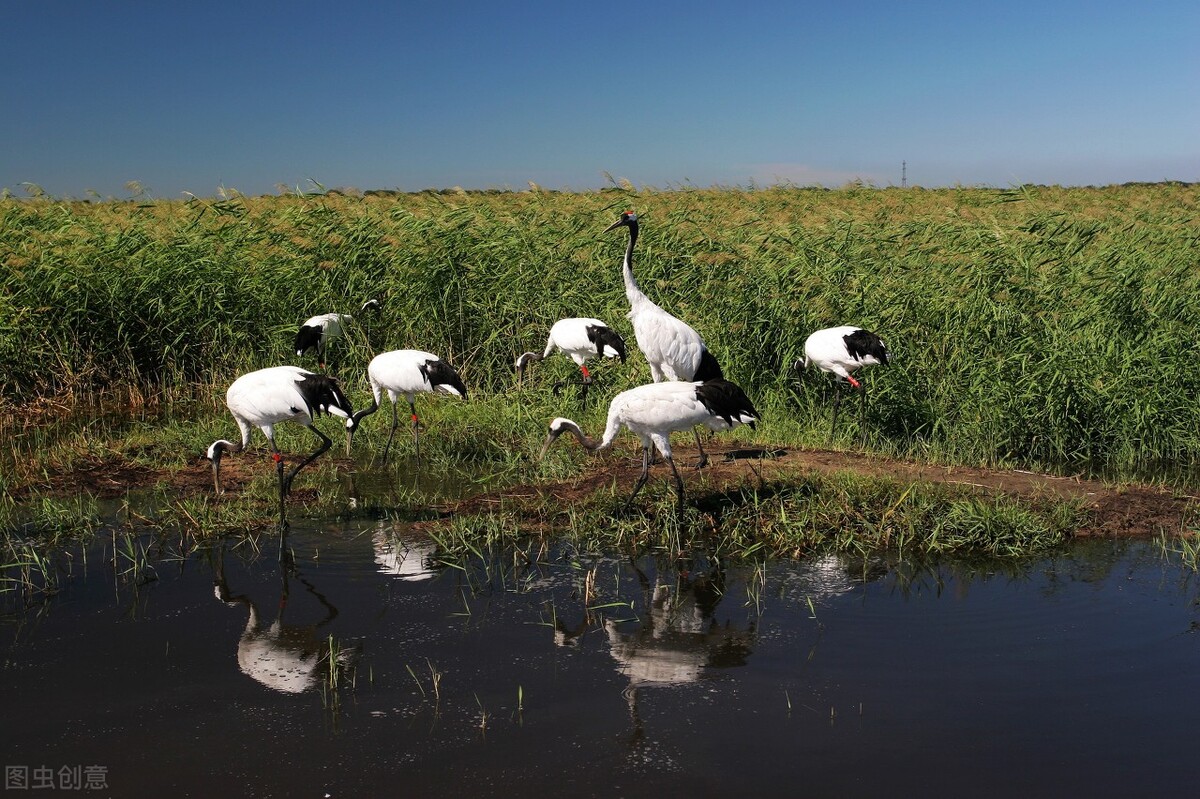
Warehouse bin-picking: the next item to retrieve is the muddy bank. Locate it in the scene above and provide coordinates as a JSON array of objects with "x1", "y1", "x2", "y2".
[
  {"x1": 14, "y1": 444, "x2": 1194, "y2": 539},
  {"x1": 440, "y1": 446, "x2": 1192, "y2": 538}
]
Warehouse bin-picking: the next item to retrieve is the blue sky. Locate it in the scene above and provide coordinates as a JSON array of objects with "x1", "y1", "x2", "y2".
[{"x1": 3, "y1": 1, "x2": 1197, "y2": 198}]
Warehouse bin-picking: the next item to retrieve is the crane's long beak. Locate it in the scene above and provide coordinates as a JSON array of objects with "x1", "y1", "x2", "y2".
[
  {"x1": 211, "y1": 453, "x2": 223, "y2": 495},
  {"x1": 538, "y1": 429, "x2": 562, "y2": 460},
  {"x1": 603, "y1": 219, "x2": 626, "y2": 233}
]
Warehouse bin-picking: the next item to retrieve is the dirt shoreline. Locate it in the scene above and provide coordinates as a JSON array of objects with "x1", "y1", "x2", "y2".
[{"x1": 12, "y1": 443, "x2": 1194, "y2": 539}]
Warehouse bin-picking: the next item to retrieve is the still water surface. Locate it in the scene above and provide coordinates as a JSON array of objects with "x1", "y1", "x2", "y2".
[{"x1": 3, "y1": 525, "x2": 1198, "y2": 797}]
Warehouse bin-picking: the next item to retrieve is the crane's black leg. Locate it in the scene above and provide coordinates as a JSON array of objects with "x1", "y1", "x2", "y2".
[
  {"x1": 409, "y1": 401, "x2": 422, "y2": 466},
  {"x1": 665, "y1": 454, "x2": 686, "y2": 513},
  {"x1": 830, "y1": 382, "x2": 843, "y2": 438},
  {"x1": 381, "y1": 402, "x2": 399, "y2": 464},
  {"x1": 283, "y1": 426, "x2": 333, "y2": 496},
  {"x1": 859, "y1": 383, "x2": 869, "y2": 447},
  {"x1": 624, "y1": 446, "x2": 653, "y2": 510},
  {"x1": 278, "y1": 427, "x2": 330, "y2": 562},
  {"x1": 276, "y1": 461, "x2": 286, "y2": 526},
  {"x1": 692, "y1": 427, "x2": 709, "y2": 469}
]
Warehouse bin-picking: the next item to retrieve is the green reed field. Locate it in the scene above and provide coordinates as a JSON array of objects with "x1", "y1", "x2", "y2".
[{"x1": 3, "y1": 181, "x2": 1199, "y2": 489}]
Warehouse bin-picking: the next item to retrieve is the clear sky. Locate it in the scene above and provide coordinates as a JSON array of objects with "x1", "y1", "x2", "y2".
[{"x1": 3, "y1": 1, "x2": 1197, "y2": 199}]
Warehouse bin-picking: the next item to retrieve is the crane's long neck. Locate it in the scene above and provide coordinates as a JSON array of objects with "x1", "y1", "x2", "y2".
[
  {"x1": 621, "y1": 220, "x2": 648, "y2": 307},
  {"x1": 577, "y1": 405, "x2": 625, "y2": 453},
  {"x1": 208, "y1": 439, "x2": 244, "y2": 495},
  {"x1": 544, "y1": 414, "x2": 621, "y2": 457},
  {"x1": 564, "y1": 421, "x2": 604, "y2": 452}
]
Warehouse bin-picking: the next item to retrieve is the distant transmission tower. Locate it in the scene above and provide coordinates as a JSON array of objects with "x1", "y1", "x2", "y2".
[{"x1": 901, "y1": 161, "x2": 907, "y2": 188}]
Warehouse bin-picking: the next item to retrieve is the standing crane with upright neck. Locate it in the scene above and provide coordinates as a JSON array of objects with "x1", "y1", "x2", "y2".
[{"x1": 604, "y1": 210, "x2": 726, "y2": 466}]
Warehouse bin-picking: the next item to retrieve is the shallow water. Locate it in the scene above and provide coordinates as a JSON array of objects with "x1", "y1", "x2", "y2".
[{"x1": 3, "y1": 527, "x2": 1198, "y2": 798}]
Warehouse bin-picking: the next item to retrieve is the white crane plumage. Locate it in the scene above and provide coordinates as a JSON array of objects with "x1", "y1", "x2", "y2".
[
  {"x1": 797, "y1": 325, "x2": 890, "y2": 443},
  {"x1": 207, "y1": 366, "x2": 354, "y2": 550},
  {"x1": 345, "y1": 349, "x2": 468, "y2": 463},
  {"x1": 515, "y1": 317, "x2": 627, "y2": 401},
  {"x1": 605, "y1": 210, "x2": 724, "y2": 465},
  {"x1": 539, "y1": 379, "x2": 759, "y2": 511},
  {"x1": 294, "y1": 298, "x2": 381, "y2": 368}
]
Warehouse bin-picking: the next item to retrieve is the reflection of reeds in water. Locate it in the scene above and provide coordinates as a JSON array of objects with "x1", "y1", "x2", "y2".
[
  {"x1": 113, "y1": 530, "x2": 157, "y2": 587},
  {"x1": 1157, "y1": 530, "x2": 1200, "y2": 572},
  {"x1": 2, "y1": 538, "x2": 58, "y2": 603},
  {"x1": 1, "y1": 495, "x2": 103, "y2": 607},
  {"x1": 321, "y1": 633, "x2": 360, "y2": 711}
]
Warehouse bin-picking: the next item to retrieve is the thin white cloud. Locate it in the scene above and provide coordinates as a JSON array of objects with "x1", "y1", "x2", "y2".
[{"x1": 742, "y1": 163, "x2": 889, "y2": 188}]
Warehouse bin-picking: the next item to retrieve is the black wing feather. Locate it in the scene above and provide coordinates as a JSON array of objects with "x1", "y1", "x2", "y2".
[
  {"x1": 295, "y1": 372, "x2": 354, "y2": 419},
  {"x1": 585, "y1": 324, "x2": 628, "y2": 363},
  {"x1": 843, "y1": 329, "x2": 889, "y2": 365},
  {"x1": 695, "y1": 379, "x2": 759, "y2": 430},
  {"x1": 420, "y1": 359, "x2": 468, "y2": 399},
  {"x1": 294, "y1": 325, "x2": 324, "y2": 355}
]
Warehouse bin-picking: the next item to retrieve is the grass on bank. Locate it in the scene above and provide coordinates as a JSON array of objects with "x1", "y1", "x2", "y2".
[
  {"x1": 4, "y1": 183, "x2": 1200, "y2": 479},
  {"x1": 433, "y1": 466, "x2": 1085, "y2": 562}
]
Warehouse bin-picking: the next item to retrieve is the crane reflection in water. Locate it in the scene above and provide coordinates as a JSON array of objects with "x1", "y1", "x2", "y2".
[
  {"x1": 211, "y1": 543, "x2": 360, "y2": 694},
  {"x1": 553, "y1": 555, "x2": 757, "y2": 750},
  {"x1": 551, "y1": 552, "x2": 887, "y2": 756}
]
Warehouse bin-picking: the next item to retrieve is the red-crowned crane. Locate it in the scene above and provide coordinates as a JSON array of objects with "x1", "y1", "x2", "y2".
[
  {"x1": 604, "y1": 210, "x2": 724, "y2": 466},
  {"x1": 515, "y1": 317, "x2": 627, "y2": 401},
  {"x1": 294, "y1": 298, "x2": 381, "y2": 368},
  {"x1": 539, "y1": 378, "x2": 758, "y2": 512},
  {"x1": 345, "y1": 349, "x2": 467, "y2": 464},
  {"x1": 207, "y1": 365, "x2": 354, "y2": 556},
  {"x1": 796, "y1": 325, "x2": 890, "y2": 444}
]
